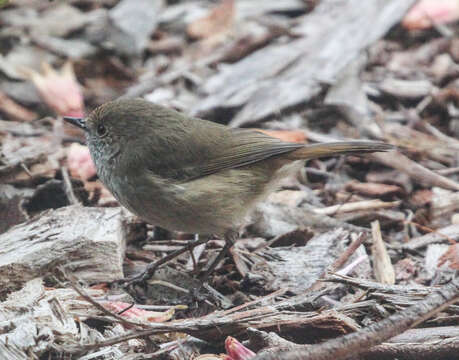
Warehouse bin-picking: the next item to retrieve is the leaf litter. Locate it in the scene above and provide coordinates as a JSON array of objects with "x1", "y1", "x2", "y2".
[{"x1": 0, "y1": 0, "x2": 458, "y2": 359}]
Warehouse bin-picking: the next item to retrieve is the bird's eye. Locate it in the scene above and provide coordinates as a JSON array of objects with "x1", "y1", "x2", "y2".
[{"x1": 97, "y1": 124, "x2": 107, "y2": 136}]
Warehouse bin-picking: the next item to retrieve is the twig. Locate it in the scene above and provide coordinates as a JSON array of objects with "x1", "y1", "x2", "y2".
[
  {"x1": 312, "y1": 200, "x2": 400, "y2": 216},
  {"x1": 437, "y1": 167, "x2": 459, "y2": 176},
  {"x1": 309, "y1": 233, "x2": 366, "y2": 291},
  {"x1": 57, "y1": 302, "x2": 341, "y2": 354},
  {"x1": 62, "y1": 270, "x2": 151, "y2": 329},
  {"x1": 134, "y1": 304, "x2": 188, "y2": 311},
  {"x1": 336, "y1": 255, "x2": 368, "y2": 276},
  {"x1": 147, "y1": 280, "x2": 189, "y2": 294},
  {"x1": 118, "y1": 236, "x2": 210, "y2": 286},
  {"x1": 118, "y1": 303, "x2": 135, "y2": 315},
  {"x1": 186, "y1": 235, "x2": 207, "y2": 271},
  {"x1": 304, "y1": 167, "x2": 338, "y2": 178},
  {"x1": 407, "y1": 221, "x2": 457, "y2": 244},
  {"x1": 371, "y1": 152, "x2": 459, "y2": 191},
  {"x1": 422, "y1": 122, "x2": 459, "y2": 149},
  {"x1": 20, "y1": 163, "x2": 33, "y2": 177},
  {"x1": 253, "y1": 278, "x2": 459, "y2": 360},
  {"x1": 221, "y1": 288, "x2": 287, "y2": 316},
  {"x1": 332, "y1": 233, "x2": 367, "y2": 273},
  {"x1": 134, "y1": 342, "x2": 181, "y2": 359},
  {"x1": 325, "y1": 273, "x2": 431, "y2": 295},
  {"x1": 61, "y1": 166, "x2": 80, "y2": 205},
  {"x1": 402, "y1": 223, "x2": 459, "y2": 250}
]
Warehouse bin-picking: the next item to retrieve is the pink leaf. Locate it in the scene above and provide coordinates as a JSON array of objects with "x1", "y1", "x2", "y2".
[
  {"x1": 67, "y1": 143, "x2": 97, "y2": 180},
  {"x1": 225, "y1": 336, "x2": 256, "y2": 360},
  {"x1": 402, "y1": 0, "x2": 459, "y2": 30},
  {"x1": 102, "y1": 301, "x2": 175, "y2": 322},
  {"x1": 23, "y1": 61, "x2": 84, "y2": 117}
]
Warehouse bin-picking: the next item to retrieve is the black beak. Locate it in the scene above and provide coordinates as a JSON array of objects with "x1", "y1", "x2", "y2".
[{"x1": 63, "y1": 116, "x2": 87, "y2": 131}]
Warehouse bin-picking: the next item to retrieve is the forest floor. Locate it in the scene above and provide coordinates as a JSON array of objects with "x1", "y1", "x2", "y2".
[{"x1": 0, "y1": 0, "x2": 458, "y2": 359}]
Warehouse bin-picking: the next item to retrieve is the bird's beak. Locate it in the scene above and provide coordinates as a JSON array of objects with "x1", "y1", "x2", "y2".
[{"x1": 63, "y1": 116, "x2": 87, "y2": 131}]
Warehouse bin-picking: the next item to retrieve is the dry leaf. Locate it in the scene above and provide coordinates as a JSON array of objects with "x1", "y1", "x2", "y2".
[
  {"x1": 22, "y1": 61, "x2": 84, "y2": 117},
  {"x1": 225, "y1": 336, "x2": 256, "y2": 360},
  {"x1": 102, "y1": 301, "x2": 175, "y2": 322},
  {"x1": 402, "y1": 0, "x2": 459, "y2": 30},
  {"x1": 67, "y1": 143, "x2": 97, "y2": 181},
  {"x1": 438, "y1": 243, "x2": 459, "y2": 269},
  {"x1": 187, "y1": 0, "x2": 235, "y2": 40},
  {"x1": 255, "y1": 129, "x2": 307, "y2": 143}
]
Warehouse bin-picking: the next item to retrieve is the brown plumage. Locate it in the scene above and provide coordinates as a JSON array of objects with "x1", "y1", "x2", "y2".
[{"x1": 64, "y1": 98, "x2": 393, "y2": 281}]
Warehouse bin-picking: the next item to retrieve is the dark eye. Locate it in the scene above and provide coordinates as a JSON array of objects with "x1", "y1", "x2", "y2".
[{"x1": 97, "y1": 124, "x2": 106, "y2": 136}]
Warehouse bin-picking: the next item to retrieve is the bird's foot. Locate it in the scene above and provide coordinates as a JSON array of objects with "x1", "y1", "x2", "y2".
[
  {"x1": 197, "y1": 230, "x2": 237, "y2": 283},
  {"x1": 114, "y1": 236, "x2": 210, "y2": 288},
  {"x1": 114, "y1": 261, "x2": 158, "y2": 288}
]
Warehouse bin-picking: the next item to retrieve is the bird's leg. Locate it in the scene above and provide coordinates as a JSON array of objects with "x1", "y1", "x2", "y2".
[
  {"x1": 188, "y1": 234, "x2": 201, "y2": 272},
  {"x1": 117, "y1": 235, "x2": 210, "y2": 287},
  {"x1": 199, "y1": 230, "x2": 237, "y2": 283}
]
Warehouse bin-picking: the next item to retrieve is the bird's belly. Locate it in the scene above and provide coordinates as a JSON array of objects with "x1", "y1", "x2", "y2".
[
  {"x1": 106, "y1": 160, "x2": 301, "y2": 236},
  {"x1": 104, "y1": 172, "x2": 234, "y2": 235}
]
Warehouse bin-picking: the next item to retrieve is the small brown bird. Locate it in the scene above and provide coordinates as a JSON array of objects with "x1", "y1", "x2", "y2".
[{"x1": 65, "y1": 98, "x2": 392, "y2": 282}]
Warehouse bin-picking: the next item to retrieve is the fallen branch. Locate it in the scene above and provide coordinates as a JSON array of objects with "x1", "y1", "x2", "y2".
[
  {"x1": 248, "y1": 328, "x2": 459, "y2": 360},
  {"x1": 57, "y1": 299, "x2": 358, "y2": 354},
  {"x1": 359, "y1": 337, "x2": 459, "y2": 360},
  {"x1": 253, "y1": 278, "x2": 459, "y2": 360}
]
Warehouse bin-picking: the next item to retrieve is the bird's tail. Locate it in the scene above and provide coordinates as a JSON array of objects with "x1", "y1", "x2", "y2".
[{"x1": 287, "y1": 141, "x2": 393, "y2": 160}]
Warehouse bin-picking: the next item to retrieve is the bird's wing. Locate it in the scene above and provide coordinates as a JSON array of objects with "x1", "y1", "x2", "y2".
[
  {"x1": 186, "y1": 128, "x2": 303, "y2": 180},
  {"x1": 144, "y1": 119, "x2": 303, "y2": 182}
]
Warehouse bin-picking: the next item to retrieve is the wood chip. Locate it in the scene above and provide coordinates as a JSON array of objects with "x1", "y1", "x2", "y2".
[
  {"x1": 371, "y1": 220, "x2": 395, "y2": 284},
  {"x1": 0, "y1": 205, "x2": 127, "y2": 290},
  {"x1": 192, "y1": 0, "x2": 416, "y2": 126},
  {"x1": 248, "y1": 228, "x2": 349, "y2": 293},
  {"x1": 187, "y1": 0, "x2": 235, "y2": 40},
  {"x1": 371, "y1": 152, "x2": 459, "y2": 191}
]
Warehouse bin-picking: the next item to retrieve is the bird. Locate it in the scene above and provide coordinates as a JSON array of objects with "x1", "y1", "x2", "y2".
[{"x1": 64, "y1": 98, "x2": 392, "y2": 283}]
